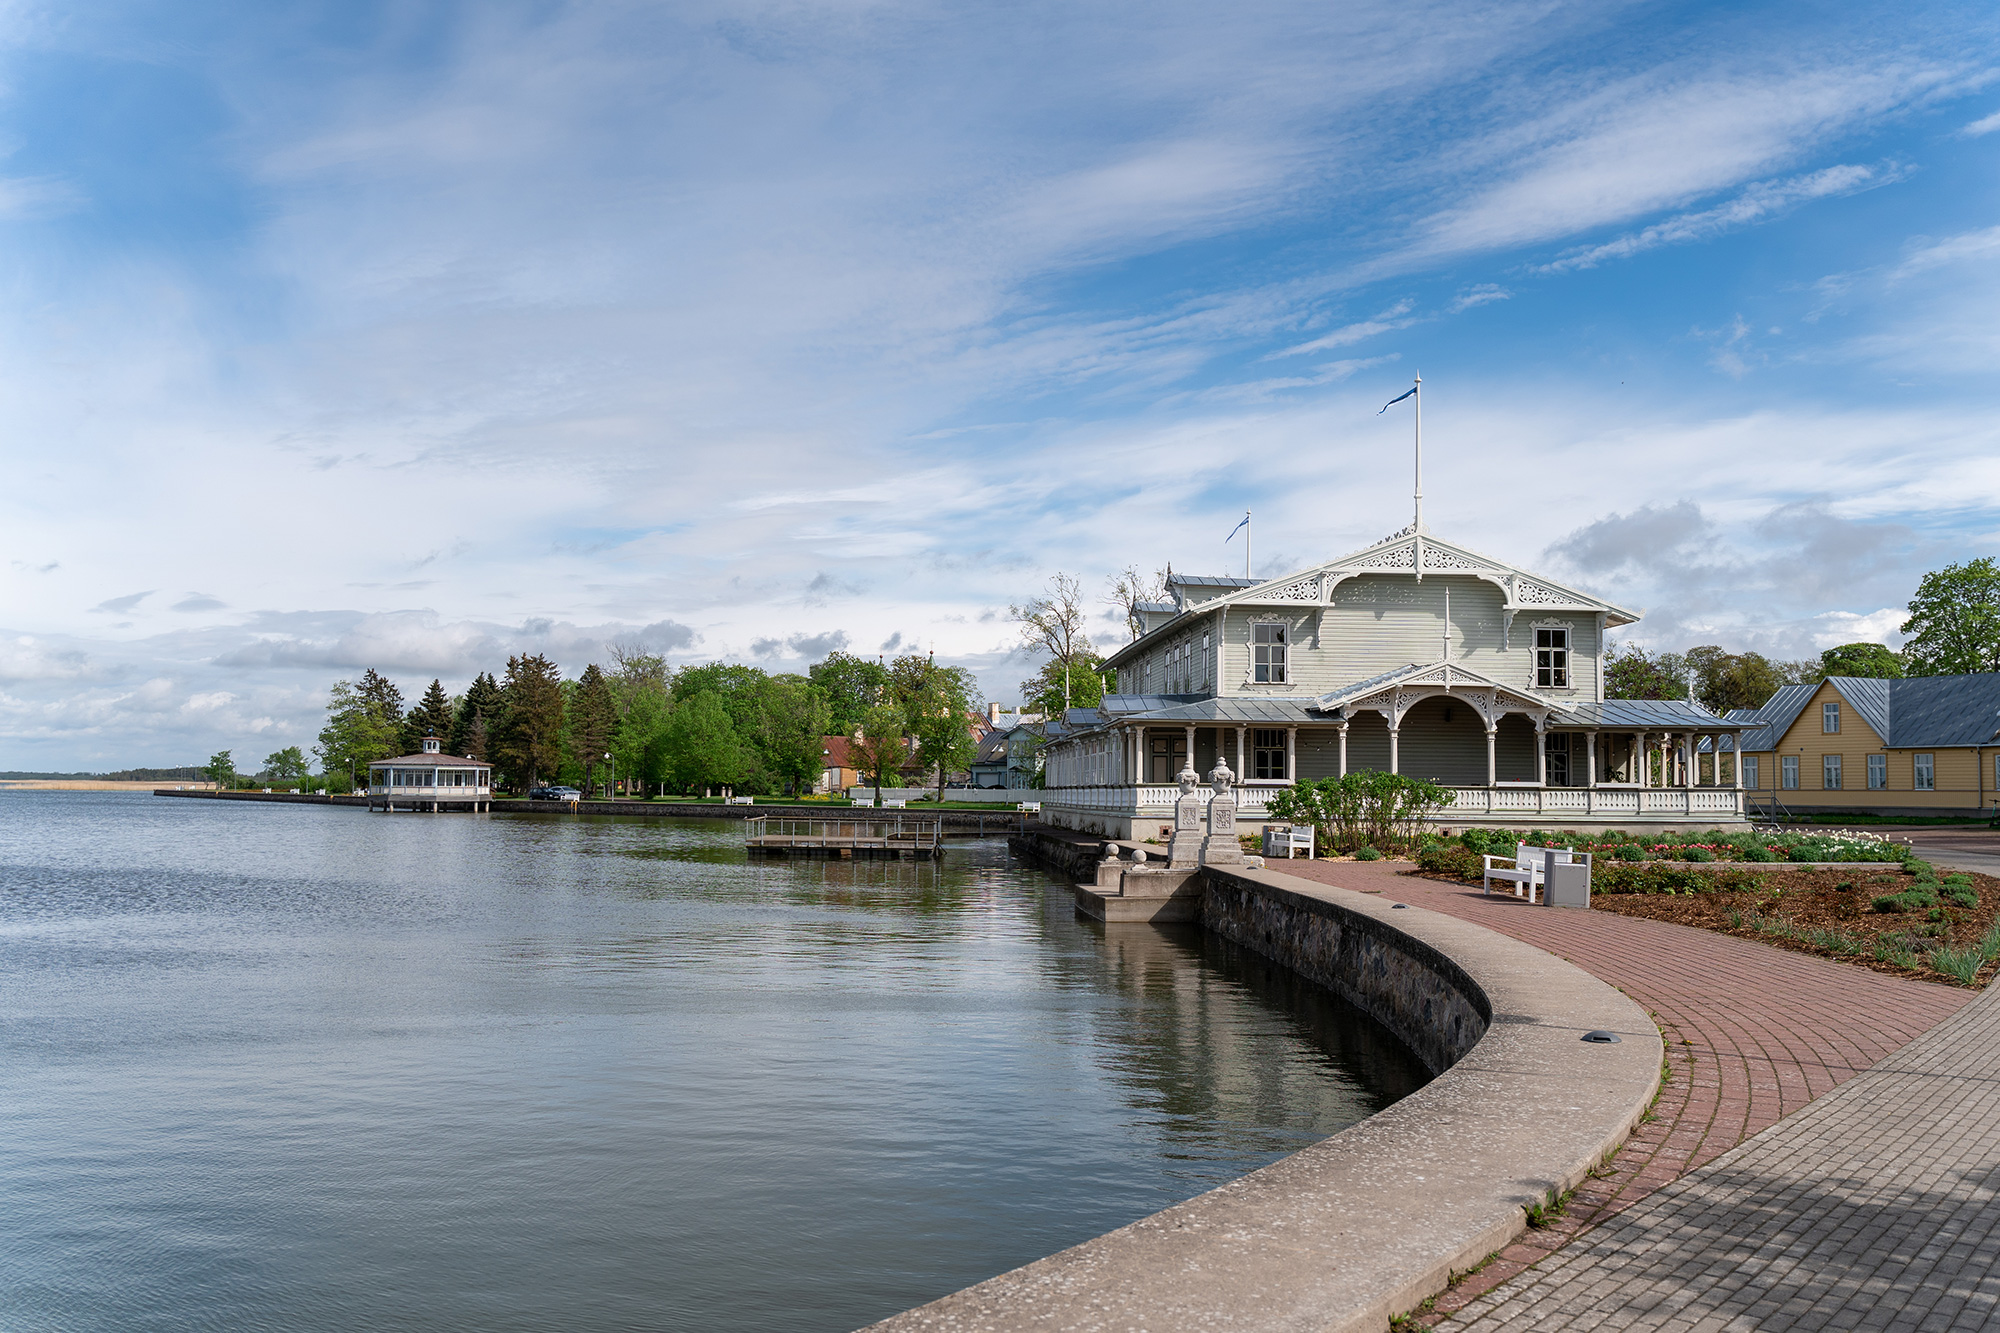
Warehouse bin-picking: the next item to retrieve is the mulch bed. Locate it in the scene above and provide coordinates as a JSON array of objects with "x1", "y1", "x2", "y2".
[{"x1": 1413, "y1": 864, "x2": 2000, "y2": 989}]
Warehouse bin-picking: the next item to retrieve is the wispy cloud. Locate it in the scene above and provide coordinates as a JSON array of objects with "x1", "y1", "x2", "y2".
[
  {"x1": 1961, "y1": 108, "x2": 2000, "y2": 136},
  {"x1": 1269, "y1": 301, "x2": 1417, "y2": 358},
  {"x1": 1537, "y1": 164, "x2": 1896, "y2": 272}
]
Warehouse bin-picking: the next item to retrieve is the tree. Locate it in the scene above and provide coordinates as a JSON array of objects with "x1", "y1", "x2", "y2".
[
  {"x1": 204, "y1": 750, "x2": 235, "y2": 789},
  {"x1": 892, "y1": 657, "x2": 982, "y2": 801},
  {"x1": 1022, "y1": 652, "x2": 1109, "y2": 718},
  {"x1": 609, "y1": 654, "x2": 673, "y2": 796},
  {"x1": 262, "y1": 746, "x2": 309, "y2": 780},
  {"x1": 756, "y1": 675, "x2": 832, "y2": 796},
  {"x1": 357, "y1": 669, "x2": 406, "y2": 737},
  {"x1": 1604, "y1": 644, "x2": 1687, "y2": 701},
  {"x1": 491, "y1": 654, "x2": 566, "y2": 791},
  {"x1": 849, "y1": 704, "x2": 911, "y2": 807},
  {"x1": 567, "y1": 664, "x2": 619, "y2": 795},
  {"x1": 1901, "y1": 559, "x2": 2000, "y2": 676},
  {"x1": 1105, "y1": 565, "x2": 1168, "y2": 641},
  {"x1": 661, "y1": 691, "x2": 747, "y2": 793},
  {"x1": 403, "y1": 678, "x2": 454, "y2": 754},
  {"x1": 1012, "y1": 572, "x2": 1093, "y2": 714},
  {"x1": 1819, "y1": 641, "x2": 1903, "y2": 680},
  {"x1": 450, "y1": 672, "x2": 504, "y2": 759},
  {"x1": 316, "y1": 679, "x2": 404, "y2": 787},
  {"x1": 808, "y1": 651, "x2": 890, "y2": 735}
]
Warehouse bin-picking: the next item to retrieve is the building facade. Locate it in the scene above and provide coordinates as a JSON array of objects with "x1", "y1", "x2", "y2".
[
  {"x1": 1040, "y1": 525, "x2": 1750, "y2": 838},
  {"x1": 366, "y1": 734, "x2": 493, "y2": 812},
  {"x1": 1733, "y1": 675, "x2": 2000, "y2": 818}
]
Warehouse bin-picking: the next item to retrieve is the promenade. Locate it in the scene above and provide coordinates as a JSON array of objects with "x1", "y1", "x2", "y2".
[{"x1": 1267, "y1": 856, "x2": 1987, "y2": 1329}]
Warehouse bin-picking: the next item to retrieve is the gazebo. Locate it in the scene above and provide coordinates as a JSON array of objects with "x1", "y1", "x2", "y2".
[{"x1": 366, "y1": 733, "x2": 493, "y2": 812}]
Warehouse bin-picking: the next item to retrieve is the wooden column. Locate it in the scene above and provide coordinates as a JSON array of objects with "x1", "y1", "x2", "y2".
[
  {"x1": 1285, "y1": 727, "x2": 1297, "y2": 783},
  {"x1": 1585, "y1": 732, "x2": 1597, "y2": 788},
  {"x1": 1336, "y1": 723, "x2": 1348, "y2": 778},
  {"x1": 1486, "y1": 728, "x2": 1497, "y2": 787},
  {"x1": 1535, "y1": 718, "x2": 1548, "y2": 786},
  {"x1": 1388, "y1": 726, "x2": 1400, "y2": 775},
  {"x1": 1733, "y1": 736, "x2": 1743, "y2": 790},
  {"x1": 1636, "y1": 732, "x2": 1648, "y2": 787},
  {"x1": 1236, "y1": 726, "x2": 1246, "y2": 781},
  {"x1": 1184, "y1": 724, "x2": 1196, "y2": 773}
]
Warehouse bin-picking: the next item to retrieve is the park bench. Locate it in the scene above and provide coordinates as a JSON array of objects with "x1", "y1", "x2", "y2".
[
  {"x1": 882, "y1": 798, "x2": 908, "y2": 809},
  {"x1": 1483, "y1": 842, "x2": 1574, "y2": 902},
  {"x1": 1262, "y1": 824, "x2": 1316, "y2": 859},
  {"x1": 1016, "y1": 801, "x2": 1041, "y2": 813},
  {"x1": 726, "y1": 796, "x2": 755, "y2": 805}
]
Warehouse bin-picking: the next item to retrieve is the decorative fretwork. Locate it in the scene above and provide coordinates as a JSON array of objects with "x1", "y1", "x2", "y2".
[
  {"x1": 1262, "y1": 575, "x2": 1321, "y2": 601},
  {"x1": 1511, "y1": 579, "x2": 1575, "y2": 606},
  {"x1": 1353, "y1": 541, "x2": 1418, "y2": 570},
  {"x1": 1415, "y1": 547, "x2": 1488, "y2": 573}
]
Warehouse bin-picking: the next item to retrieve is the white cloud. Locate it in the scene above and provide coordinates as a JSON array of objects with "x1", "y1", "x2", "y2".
[{"x1": 1961, "y1": 108, "x2": 2000, "y2": 136}]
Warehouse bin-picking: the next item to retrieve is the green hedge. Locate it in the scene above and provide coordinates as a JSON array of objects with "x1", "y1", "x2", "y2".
[{"x1": 1593, "y1": 863, "x2": 1764, "y2": 895}]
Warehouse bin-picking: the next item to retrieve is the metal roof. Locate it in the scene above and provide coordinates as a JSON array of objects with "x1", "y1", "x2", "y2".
[
  {"x1": 1735, "y1": 682, "x2": 1818, "y2": 752},
  {"x1": 369, "y1": 752, "x2": 489, "y2": 767},
  {"x1": 1119, "y1": 697, "x2": 1330, "y2": 724},
  {"x1": 1132, "y1": 600, "x2": 1178, "y2": 615},
  {"x1": 1098, "y1": 693, "x2": 1210, "y2": 715},
  {"x1": 1552, "y1": 699, "x2": 1744, "y2": 729},
  {"x1": 1879, "y1": 674, "x2": 2000, "y2": 747},
  {"x1": 1828, "y1": 676, "x2": 1892, "y2": 740},
  {"x1": 1168, "y1": 573, "x2": 1257, "y2": 589}
]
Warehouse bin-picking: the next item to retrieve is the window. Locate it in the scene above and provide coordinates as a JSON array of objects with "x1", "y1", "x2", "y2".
[
  {"x1": 1535, "y1": 628, "x2": 1569, "y2": 689},
  {"x1": 1823, "y1": 701, "x2": 1840, "y2": 734},
  {"x1": 1823, "y1": 754, "x2": 1842, "y2": 790},
  {"x1": 1915, "y1": 753, "x2": 1935, "y2": 791},
  {"x1": 1253, "y1": 623, "x2": 1288, "y2": 684},
  {"x1": 1544, "y1": 733, "x2": 1570, "y2": 786},
  {"x1": 1868, "y1": 754, "x2": 1886, "y2": 790},
  {"x1": 1743, "y1": 756, "x2": 1760, "y2": 789},
  {"x1": 1781, "y1": 755, "x2": 1799, "y2": 790},
  {"x1": 1202, "y1": 633, "x2": 1212, "y2": 688},
  {"x1": 1252, "y1": 729, "x2": 1287, "y2": 781}
]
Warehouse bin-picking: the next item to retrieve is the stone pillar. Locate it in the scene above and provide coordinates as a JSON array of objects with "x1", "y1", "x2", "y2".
[
  {"x1": 1486, "y1": 728, "x2": 1497, "y2": 787},
  {"x1": 1285, "y1": 727, "x2": 1297, "y2": 783},
  {"x1": 1336, "y1": 723, "x2": 1348, "y2": 778},
  {"x1": 1200, "y1": 758, "x2": 1244, "y2": 867},
  {"x1": 1168, "y1": 760, "x2": 1205, "y2": 869}
]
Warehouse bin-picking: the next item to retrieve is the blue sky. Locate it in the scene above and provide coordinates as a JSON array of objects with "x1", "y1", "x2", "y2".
[{"x1": 3, "y1": 0, "x2": 1998, "y2": 768}]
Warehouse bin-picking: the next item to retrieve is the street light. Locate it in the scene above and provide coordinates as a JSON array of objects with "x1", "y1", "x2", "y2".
[{"x1": 604, "y1": 751, "x2": 613, "y2": 800}]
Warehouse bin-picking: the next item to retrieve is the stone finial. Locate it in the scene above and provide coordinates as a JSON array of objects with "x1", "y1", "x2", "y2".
[
  {"x1": 1209, "y1": 757, "x2": 1235, "y2": 796},
  {"x1": 1101, "y1": 841, "x2": 1121, "y2": 861},
  {"x1": 1128, "y1": 847, "x2": 1148, "y2": 864},
  {"x1": 1177, "y1": 758, "x2": 1200, "y2": 796}
]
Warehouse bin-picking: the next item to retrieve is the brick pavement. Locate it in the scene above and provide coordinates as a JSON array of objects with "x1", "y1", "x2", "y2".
[{"x1": 1263, "y1": 858, "x2": 1973, "y2": 1325}]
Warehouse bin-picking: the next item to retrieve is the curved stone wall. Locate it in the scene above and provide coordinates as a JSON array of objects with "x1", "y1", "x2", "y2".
[{"x1": 869, "y1": 858, "x2": 1661, "y2": 1333}]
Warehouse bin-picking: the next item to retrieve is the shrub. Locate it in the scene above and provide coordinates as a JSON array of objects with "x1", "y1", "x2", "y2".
[
  {"x1": 1595, "y1": 864, "x2": 1760, "y2": 896},
  {"x1": 1354, "y1": 846, "x2": 1383, "y2": 861},
  {"x1": 1417, "y1": 843, "x2": 1480, "y2": 878},
  {"x1": 1615, "y1": 843, "x2": 1647, "y2": 862},
  {"x1": 1872, "y1": 895, "x2": 1910, "y2": 914},
  {"x1": 1266, "y1": 772, "x2": 1452, "y2": 855},
  {"x1": 1741, "y1": 846, "x2": 1778, "y2": 863},
  {"x1": 1787, "y1": 845, "x2": 1819, "y2": 862},
  {"x1": 1683, "y1": 847, "x2": 1716, "y2": 863},
  {"x1": 1947, "y1": 887, "x2": 1979, "y2": 908},
  {"x1": 1458, "y1": 828, "x2": 1493, "y2": 853}
]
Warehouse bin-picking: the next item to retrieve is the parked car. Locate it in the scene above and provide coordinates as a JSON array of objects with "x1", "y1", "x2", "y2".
[{"x1": 530, "y1": 786, "x2": 583, "y2": 801}]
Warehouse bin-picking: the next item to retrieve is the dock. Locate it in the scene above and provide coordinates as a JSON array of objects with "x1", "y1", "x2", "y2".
[{"x1": 745, "y1": 816, "x2": 945, "y2": 859}]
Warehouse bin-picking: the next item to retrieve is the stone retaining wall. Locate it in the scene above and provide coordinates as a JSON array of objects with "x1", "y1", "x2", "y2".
[{"x1": 155, "y1": 788, "x2": 1031, "y2": 830}]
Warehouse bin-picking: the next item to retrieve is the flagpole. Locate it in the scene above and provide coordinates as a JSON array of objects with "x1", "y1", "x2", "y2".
[
  {"x1": 1413, "y1": 374, "x2": 1424, "y2": 580},
  {"x1": 1245, "y1": 508, "x2": 1251, "y2": 580}
]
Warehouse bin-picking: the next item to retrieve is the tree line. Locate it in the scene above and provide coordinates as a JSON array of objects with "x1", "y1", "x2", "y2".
[{"x1": 309, "y1": 650, "x2": 982, "y2": 797}]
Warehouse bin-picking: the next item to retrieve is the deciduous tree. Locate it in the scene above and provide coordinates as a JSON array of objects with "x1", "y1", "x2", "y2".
[
  {"x1": 204, "y1": 750, "x2": 235, "y2": 789},
  {"x1": 661, "y1": 691, "x2": 747, "y2": 794},
  {"x1": 808, "y1": 651, "x2": 889, "y2": 735},
  {"x1": 316, "y1": 679, "x2": 403, "y2": 786},
  {"x1": 1819, "y1": 642, "x2": 1903, "y2": 679},
  {"x1": 891, "y1": 657, "x2": 982, "y2": 801},
  {"x1": 1105, "y1": 565, "x2": 1168, "y2": 642},
  {"x1": 262, "y1": 746, "x2": 309, "y2": 780},
  {"x1": 1012, "y1": 572, "x2": 1093, "y2": 714},
  {"x1": 1022, "y1": 653, "x2": 1108, "y2": 718},
  {"x1": 756, "y1": 675, "x2": 832, "y2": 796},
  {"x1": 849, "y1": 704, "x2": 911, "y2": 807},
  {"x1": 1900, "y1": 559, "x2": 2000, "y2": 676}
]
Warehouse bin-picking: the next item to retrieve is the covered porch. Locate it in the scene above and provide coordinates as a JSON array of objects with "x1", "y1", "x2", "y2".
[{"x1": 1040, "y1": 675, "x2": 1750, "y2": 839}]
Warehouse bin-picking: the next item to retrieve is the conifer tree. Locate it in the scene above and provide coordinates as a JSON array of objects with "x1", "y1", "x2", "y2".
[
  {"x1": 568, "y1": 664, "x2": 619, "y2": 795},
  {"x1": 450, "y1": 672, "x2": 504, "y2": 759},
  {"x1": 403, "y1": 678, "x2": 454, "y2": 753},
  {"x1": 491, "y1": 654, "x2": 565, "y2": 790}
]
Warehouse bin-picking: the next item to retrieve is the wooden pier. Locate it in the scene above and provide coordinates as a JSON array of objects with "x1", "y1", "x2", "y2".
[{"x1": 745, "y1": 816, "x2": 945, "y2": 859}]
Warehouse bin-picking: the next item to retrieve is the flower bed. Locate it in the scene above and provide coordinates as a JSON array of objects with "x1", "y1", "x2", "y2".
[{"x1": 1442, "y1": 825, "x2": 1908, "y2": 865}]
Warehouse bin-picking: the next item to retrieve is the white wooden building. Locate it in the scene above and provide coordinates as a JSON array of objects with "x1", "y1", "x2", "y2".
[
  {"x1": 366, "y1": 733, "x2": 494, "y2": 812},
  {"x1": 1041, "y1": 524, "x2": 1750, "y2": 838}
]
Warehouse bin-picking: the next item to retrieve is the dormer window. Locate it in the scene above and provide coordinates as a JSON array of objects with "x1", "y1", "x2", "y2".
[
  {"x1": 1253, "y1": 623, "x2": 1287, "y2": 683},
  {"x1": 1535, "y1": 628, "x2": 1569, "y2": 689}
]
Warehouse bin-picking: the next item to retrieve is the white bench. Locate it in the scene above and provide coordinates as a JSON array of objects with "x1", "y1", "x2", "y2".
[
  {"x1": 1483, "y1": 842, "x2": 1574, "y2": 902},
  {"x1": 882, "y1": 798, "x2": 907, "y2": 809},
  {"x1": 851, "y1": 798, "x2": 877, "y2": 807},
  {"x1": 1016, "y1": 801, "x2": 1041, "y2": 813},
  {"x1": 726, "y1": 796, "x2": 755, "y2": 805},
  {"x1": 1263, "y1": 824, "x2": 1315, "y2": 859}
]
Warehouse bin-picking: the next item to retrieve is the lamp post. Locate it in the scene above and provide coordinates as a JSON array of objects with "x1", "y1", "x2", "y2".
[{"x1": 604, "y1": 751, "x2": 614, "y2": 800}]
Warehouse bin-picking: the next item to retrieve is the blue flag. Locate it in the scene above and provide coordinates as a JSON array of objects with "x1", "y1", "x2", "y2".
[
  {"x1": 1225, "y1": 513, "x2": 1248, "y2": 543},
  {"x1": 1378, "y1": 385, "x2": 1417, "y2": 413}
]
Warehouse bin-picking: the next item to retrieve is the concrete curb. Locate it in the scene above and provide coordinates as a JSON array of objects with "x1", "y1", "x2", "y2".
[{"x1": 867, "y1": 861, "x2": 1661, "y2": 1333}]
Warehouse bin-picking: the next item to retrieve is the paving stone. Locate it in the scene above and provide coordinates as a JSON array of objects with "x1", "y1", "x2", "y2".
[{"x1": 1267, "y1": 859, "x2": 1982, "y2": 1331}]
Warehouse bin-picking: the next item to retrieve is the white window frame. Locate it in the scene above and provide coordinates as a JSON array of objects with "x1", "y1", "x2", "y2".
[
  {"x1": 1535, "y1": 627, "x2": 1569, "y2": 689},
  {"x1": 1823, "y1": 701, "x2": 1840, "y2": 734},
  {"x1": 1915, "y1": 753, "x2": 1935, "y2": 791},
  {"x1": 1867, "y1": 754, "x2": 1886, "y2": 790},
  {"x1": 1781, "y1": 755, "x2": 1799, "y2": 790},
  {"x1": 1743, "y1": 755, "x2": 1760, "y2": 789},
  {"x1": 1252, "y1": 622, "x2": 1288, "y2": 684},
  {"x1": 1822, "y1": 754, "x2": 1842, "y2": 790}
]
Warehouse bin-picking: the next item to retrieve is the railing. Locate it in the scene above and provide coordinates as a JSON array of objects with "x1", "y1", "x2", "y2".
[
  {"x1": 746, "y1": 816, "x2": 944, "y2": 841},
  {"x1": 1043, "y1": 784, "x2": 1743, "y2": 820}
]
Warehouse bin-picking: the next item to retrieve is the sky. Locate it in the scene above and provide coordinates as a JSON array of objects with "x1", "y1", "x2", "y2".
[{"x1": 3, "y1": 0, "x2": 1999, "y2": 770}]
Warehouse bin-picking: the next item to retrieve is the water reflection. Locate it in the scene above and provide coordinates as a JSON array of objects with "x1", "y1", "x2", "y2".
[{"x1": 0, "y1": 795, "x2": 1428, "y2": 1333}]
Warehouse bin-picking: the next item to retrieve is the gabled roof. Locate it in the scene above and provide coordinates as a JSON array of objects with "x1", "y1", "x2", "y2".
[
  {"x1": 1736, "y1": 682, "x2": 1817, "y2": 752},
  {"x1": 1103, "y1": 525, "x2": 1640, "y2": 668},
  {"x1": 1879, "y1": 675, "x2": 2000, "y2": 747},
  {"x1": 1313, "y1": 659, "x2": 1566, "y2": 714},
  {"x1": 1826, "y1": 676, "x2": 1892, "y2": 739}
]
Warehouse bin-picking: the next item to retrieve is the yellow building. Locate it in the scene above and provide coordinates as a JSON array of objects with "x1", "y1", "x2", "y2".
[{"x1": 1732, "y1": 675, "x2": 2000, "y2": 817}]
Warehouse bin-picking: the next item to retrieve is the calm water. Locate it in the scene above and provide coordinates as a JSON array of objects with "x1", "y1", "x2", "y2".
[{"x1": 0, "y1": 793, "x2": 1427, "y2": 1332}]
